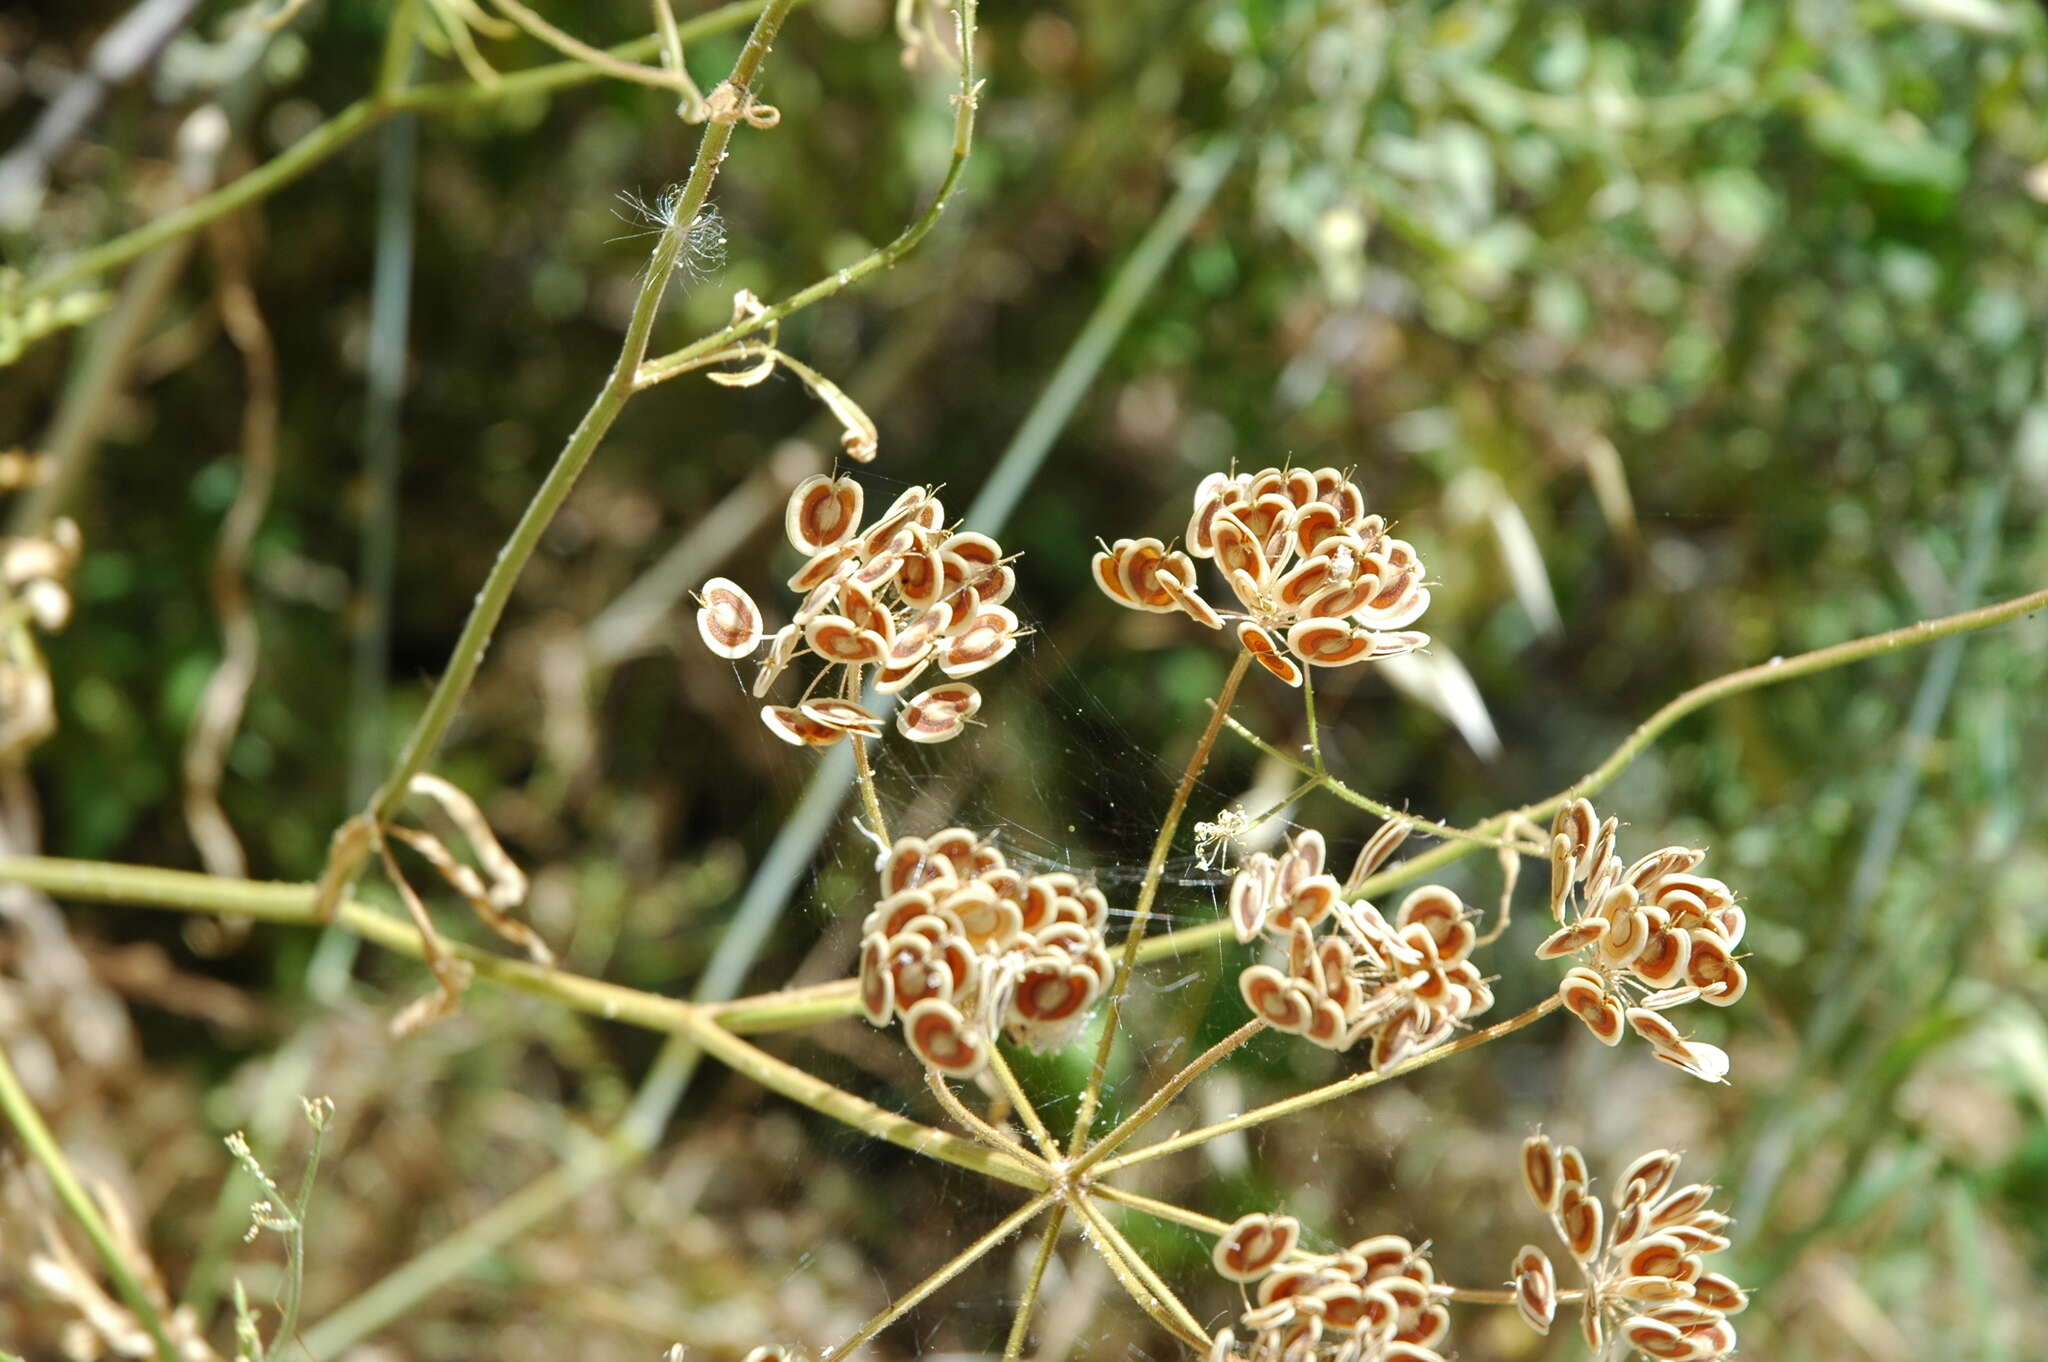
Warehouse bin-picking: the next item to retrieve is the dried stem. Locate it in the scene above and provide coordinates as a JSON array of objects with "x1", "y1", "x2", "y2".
[
  {"x1": 1095, "y1": 995, "x2": 1566, "y2": 1174},
  {"x1": 1069, "y1": 650, "x2": 1254, "y2": 1154},
  {"x1": 1088, "y1": 1184, "x2": 1231, "y2": 1237}
]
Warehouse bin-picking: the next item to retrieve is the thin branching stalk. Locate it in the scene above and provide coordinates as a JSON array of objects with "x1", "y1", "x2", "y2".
[
  {"x1": 0, "y1": 1046, "x2": 180, "y2": 1362},
  {"x1": 488, "y1": 0, "x2": 699, "y2": 99},
  {"x1": 1072, "y1": 1020, "x2": 1262, "y2": 1175},
  {"x1": 1067, "y1": 1194, "x2": 1210, "y2": 1349},
  {"x1": 1088, "y1": 1184, "x2": 1230, "y2": 1237},
  {"x1": 1069, "y1": 651, "x2": 1254, "y2": 1154},
  {"x1": 1135, "y1": 582, "x2": 2048, "y2": 962},
  {"x1": 822, "y1": 1190, "x2": 1055, "y2": 1360},
  {"x1": 927, "y1": 1069, "x2": 1049, "y2": 1173},
  {"x1": 1222, "y1": 714, "x2": 1528, "y2": 855},
  {"x1": 21, "y1": 0, "x2": 784, "y2": 305},
  {"x1": 1003, "y1": 1204, "x2": 1068, "y2": 1362},
  {"x1": 986, "y1": 1045, "x2": 1058, "y2": 1159},
  {"x1": 1093, "y1": 996, "x2": 1566, "y2": 1175},
  {"x1": 632, "y1": 0, "x2": 979, "y2": 391},
  {"x1": 310, "y1": 0, "x2": 802, "y2": 915}
]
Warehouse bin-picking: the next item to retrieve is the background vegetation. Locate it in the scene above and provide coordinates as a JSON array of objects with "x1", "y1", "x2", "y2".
[{"x1": 2, "y1": 0, "x2": 2045, "y2": 1359}]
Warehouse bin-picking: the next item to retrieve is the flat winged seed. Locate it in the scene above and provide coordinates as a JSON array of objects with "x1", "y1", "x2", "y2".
[
  {"x1": 695, "y1": 577, "x2": 764, "y2": 658},
  {"x1": 1511, "y1": 1246, "x2": 1557, "y2": 1335},
  {"x1": 897, "y1": 682, "x2": 981, "y2": 743},
  {"x1": 1092, "y1": 543, "x2": 1141, "y2": 606},
  {"x1": 1522, "y1": 1134, "x2": 1562, "y2": 1211},
  {"x1": 902, "y1": 997, "x2": 988, "y2": 1078},
  {"x1": 804, "y1": 614, "x2": 886, "y2": 665},
  {"x1": 938, "y1": 606, "x2": 1020, "y2": 678},
  {"x1": 1286, "y1": 618, "x2": 1377, "y2": 667},
  {"x1": 1213, "y1": 1212, "x2": 1300, "y2": 1281},
  {"x1": 785, "y1": 474, "x2": 863, "y2": 554},
  {"x1": 760, "y1": 705, "x2": 846, "y2": 747},
  {"x1": 798, "y1": 697, "x2": 883, "y2": 737}
]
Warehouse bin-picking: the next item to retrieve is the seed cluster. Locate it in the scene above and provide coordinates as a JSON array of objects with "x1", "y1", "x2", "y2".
[
  {"x1": 694, "y1": 475, "x2": 1025, "y2": 746},
  {"x1": 1516, "y1": 1136, "x2": 1748, "y2": 1360},
  {"x1": 856, "y1": 828, "x2": 1115, "y2": 1079},
  {"x1": 1209, "y1": 1212, "x2": 1451, "y2": 1362},
  {"x1": 1535, "y1": 798, "x2": 1747, "y2": 1082},
  {"x1": 1231, "y1": 829, "x2": 1493, "y2": 1067},
  {"x1": 1093, "y1": 466, "x2": 1429, "y2": 685}
]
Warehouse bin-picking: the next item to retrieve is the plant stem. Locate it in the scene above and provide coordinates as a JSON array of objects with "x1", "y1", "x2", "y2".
[
  {"x1": 1072, "y1": 1020, "x2": 1261, "y2": 1174},
  {"x1": 1088, "y1": 1184, "x2": 1229, "y2": 1237},
  {"x1": 316, "y1": 0, "x2": 799, "y2": 910},
  {"x1": 1139, "y1": 582, "x2": 2048, "y2": 964},
  {"x1": 21, "y1": 0, "x2": 781, "y2": 304},
  {"x1": 1094, "y1": 996, "x2": 1565, "y2": 1174},
  {"x1": 1068, "y1": 651, "x2": 1253, "y2": 1155},
  {"x1": 0, "y1": 1045, "x2": 180, "y2": 1362},
  {"x1": 633, "y1": 0, "x2": 980, "y2": 390},
  {"x1": 986, "y1": 1044, "x2": 1057, "y2": 1159},
  {"x1": 927, "y1": 1068, "x2": 1049, "y2": 1173},
  {"x1": 1068, "y1": 1194, "x2": 1210, "y2": 1348},
  {"x1": 1003, "y1": 1206, "x2": 1068, "y2": 1362},
  {"x1": 1222, "y1": 714, "x2": 1525, "y2": 855},
  {"x1": 0, "y1": 855, "x2": 1044, "y2": 1192},
  {"x1": 822, "y1": 1190, "x2": 1055, "y2": 1360}
]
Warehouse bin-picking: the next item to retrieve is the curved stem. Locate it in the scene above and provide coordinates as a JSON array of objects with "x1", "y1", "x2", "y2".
[
  {"x1": 633, "y1": 0, "x2": 980, "y2": 390},
  {"x1": 986, "y1": 1044, "x2": 1057, "y2": 1160},
  {"x1": 1095, "y1": 996, "x2": 1565, "y2": 1175},
  {"x1": 1148, "y1": 583, "x2": 2048, "y2": 963},
  {"x1": 1068, "y1": 651, "x2": 1253, "y2": 1155},
  {"x1": 926, "y1": 1068, "x2": 1048, "y2": 1174}
]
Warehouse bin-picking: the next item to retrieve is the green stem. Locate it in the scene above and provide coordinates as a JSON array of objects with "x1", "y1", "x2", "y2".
[
  {"x1": 633, "y1": 0, "x2": 980, "y2": 390},
  {"x1": 1072, "y1": 1020, "x2": 1261, "y2": 1175},
  {"x1": 1068, "y1": 651, "x2": 1253, "y2": 1155},
  {"x1": 1094, "y1": 996, "x2": 1564, "y2": 1174},
  {"x1": 0, "y1": 1045, "x2": 180, "y2": 1362},
  {"x1": 0, "y1": 856, "x2": 1044, "y2": 1193},
  {"x1": 822, "y1": 1190, "x2": 1054, "y2": 1360},
  {"x1": 1067, "y1": 1194, "x2": 1210, "y2": 1348},
  {"x1": 20, "y1": 1, "x2": 785, "y2": 306},
  {"x1": 326, "y1": 0, "x2": 799, "y2": 905},
  {"x1": 1003, "y1": 1206, "x2": 1067, "y2": 1362},
  {"x1": 1142, "y1": 582, "x2": 2048, "y2": 963}
]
